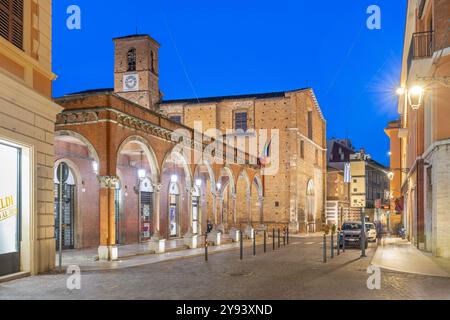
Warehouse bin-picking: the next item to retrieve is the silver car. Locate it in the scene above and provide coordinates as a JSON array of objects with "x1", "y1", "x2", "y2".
[
  {"x1": 339, "y1": 221, "x2": 368, "y2": 249},
  {"x1": 365, "y1": 223, "x2": 377, "y2": 242}
]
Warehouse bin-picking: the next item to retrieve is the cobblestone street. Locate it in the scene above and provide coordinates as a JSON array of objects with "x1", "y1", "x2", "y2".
[{"x1": 1, "y1": 237, "x2": 450, "y2": 300}]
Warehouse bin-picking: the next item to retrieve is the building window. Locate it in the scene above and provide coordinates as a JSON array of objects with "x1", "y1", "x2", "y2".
[
  {"x1": 0, "y1": 141, "x2": 21, "y2": 276},
  {"x1": 0, "y1": 0, "x2": 24, "y2": 50},
  {"x1": 300, "y1": 140, "x2": 305, "y2": 159},
  {"x1": 150, "y1": 51, "x2": 155, "y2": 73},
  {"x1": 127, "y1": 48, "x2": 136, "y2": 71},
  {"x1": 307, "y1": 111, "x2": 313, "y2": 140},
  {"x1": 169, "y1": 115, "x2": 182, "y2": 124},
  {"x1": 234, "y1": 112, "x2": 248, "y2": 131}
]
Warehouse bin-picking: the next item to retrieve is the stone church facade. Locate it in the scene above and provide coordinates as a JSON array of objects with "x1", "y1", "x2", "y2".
[{"x1": 53, "y1": 34, "x2": 326, "y2": 260}]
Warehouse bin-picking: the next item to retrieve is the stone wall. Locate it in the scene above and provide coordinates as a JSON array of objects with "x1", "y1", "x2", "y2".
[{"x1": 160, "y1": 89, "x2": 327, "y2": 233}]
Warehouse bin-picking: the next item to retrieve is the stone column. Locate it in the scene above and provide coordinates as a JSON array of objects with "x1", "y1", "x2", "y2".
[
  {"x1": 212, "y1": 193, "x2": 217, "y2": 225},
  {"x1": 247, "y1": 193, "x2": 252, "y2": 225},
  {"x1": 150, "y1": 183, "x2": 165, "y2": 253},
  {"x1": 232, "y1": 194, "x2": 237, "y2": 227},
  {"x1": 259, "y1": 196, "x2": 264, "y2": 227},
  {"x1": 228, "y1": 194, "x2": 239, "y2": 242},
  {"x1": 217, "y1": 195, "x2": 224, "y2": 233},
  {"x1": 184, "y1": 187, "x2": 198, "y2": 249},
  {"x1": 98, "y1": 176, "x2": 119, "y2": 261},
  {"x1": 245, "y1": 193, "x2": 254, "y2": 239},
  {"x1": 152, "y1": 183, "x2": 162, "y2": 239}
]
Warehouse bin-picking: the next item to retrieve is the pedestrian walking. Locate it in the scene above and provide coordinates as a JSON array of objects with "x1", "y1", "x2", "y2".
[{"x1": 206, "y1": 220, "x2": 213, "y2": 234}]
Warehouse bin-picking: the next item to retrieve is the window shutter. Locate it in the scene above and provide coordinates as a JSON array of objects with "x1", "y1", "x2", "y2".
[
  {"x1": 11, "y1": 0, "x2": 23, "y2": 49},
  {"x1": 0, "y1": 0, "x2": 23, "y2": 49},
  {"x1": 0, "y1": 0, "x2": 9, "y2": 41}
]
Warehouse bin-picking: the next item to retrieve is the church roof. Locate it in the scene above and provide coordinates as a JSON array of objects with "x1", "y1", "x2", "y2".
[
  {"x1": 60, "y1": 87, "x2": 325, "y2": 121},
  {"x1": 159, "y1": 89, "x2": 309, "y2": 105}
]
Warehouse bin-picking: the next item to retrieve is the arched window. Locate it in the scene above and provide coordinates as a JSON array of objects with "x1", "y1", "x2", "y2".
[
  {"x1": 150, "y1": 51, "x2": 155, "y2": 72},
  {"x1": 306, "y1": 179, "x2": 316, "y2": 232},
  {"x1": 127, "y1": 48, "x2": 136, "y2": 71},
  {"x1": 307, "y1": 179, "x2": 315, "y2": 196}
]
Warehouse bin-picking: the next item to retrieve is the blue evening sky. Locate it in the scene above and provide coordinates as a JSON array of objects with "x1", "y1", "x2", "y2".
[{"x1": 52, "y1": 0, "x2": 406, "y2": 165}]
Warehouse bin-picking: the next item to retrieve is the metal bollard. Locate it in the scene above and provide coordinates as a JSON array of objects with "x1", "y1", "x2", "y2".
[
  {"x1": 205, "y1": 234, "x2": 208, "y2": 261},
  {"x1": 287, "y1": 227, "x2": 289, "y2": 245},
  {"x1": 240, "y1": 230, "x2": 243, "y2": 260},
  {"x1": 253, "y1": 230, "x2": 256, "y2": 256},
  {"x1": 323, "y1": 234, "x2": 327, "y2": 263},
  {"x1": 283, "y1": 228, "x2": 286, "y2": 246},
  {"x1": 343, "y1": 235, "x2": 346, "y2": 253},
  {"x1": 337, "y1": 233, "x2": 340, "y2": 256},
  {"x1": 278, "y1": 228, "x2": 281, "y2": 248},
  {"x1": 264, "y1": 230, "x2": 267, "y2": 253},
  {"x1": 273, "y1": 228, "x2": 275, "y2": 251},
  {"x1": 331, "y1": 232, "x2": 334, "y2": 259}
]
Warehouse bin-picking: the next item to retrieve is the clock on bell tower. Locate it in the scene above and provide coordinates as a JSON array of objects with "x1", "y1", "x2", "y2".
[{"x1": 113, "y1": 35, "x2": 161, "y2": 111}]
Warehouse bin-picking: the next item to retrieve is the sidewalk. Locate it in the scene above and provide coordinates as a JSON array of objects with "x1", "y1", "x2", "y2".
[
  {"x1": 371, "y1": 237, "x2": 450, "y2": 278},
  {"x1": 290, "y1": 232, "x2": 323, "y2": 238},
  {"x1": 55, "y1": 232, "x2": 321, "y2": 272}
]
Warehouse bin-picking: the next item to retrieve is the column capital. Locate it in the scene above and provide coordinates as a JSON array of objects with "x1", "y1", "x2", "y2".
[
  {"x1": 154, "y1": 183, "x2": 163, "y2": 192},
  {"x1": 98, "y1": 176, "x2": 119, "y2": 189}
]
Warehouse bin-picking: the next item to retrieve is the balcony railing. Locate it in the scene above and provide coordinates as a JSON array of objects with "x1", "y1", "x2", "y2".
[{"x1": 407, "y1": 31, "x2": 434, "y2": 74}]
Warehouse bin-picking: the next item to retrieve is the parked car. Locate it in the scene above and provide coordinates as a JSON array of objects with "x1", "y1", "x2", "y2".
[
  {"x1": 365, "y1": 223, "x2": 377, "y2": 242},
  {"x1": 339, "y1": 221, "x2": 368, "y2": 249}
]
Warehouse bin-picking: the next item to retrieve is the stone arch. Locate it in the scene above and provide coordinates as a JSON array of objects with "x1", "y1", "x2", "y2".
[
  {"x1": 306, "y1": 179, "x2": 316, "y2": 232},
  {"x1": 159, "y1": 148, "x2": 194, "y2": 238},
  {"x1": 54, "y1": 159, "x2": 83, "y2": 250},
  {"x1": 249, "y1": 174, "x2": 264, "y2": 227},
  {"x1": 236, "y1": 169, "x2": 251, "y2": 227},
  {"x1": 252, "y1": 174, "x2": 263, "y2": 198},
  {"x1": 194, "y1": 160, "x2": 216, "y2": 193},
  {"x1": 54, "y1": 131, "x2": 102, "y2": 249},
  {"x1": 117, "y1": 135, "x2": 160, "y2": 184},
  {"x1": 220, "y1": 165, "x2": 236, "y2": 196},
  {"x1": 162, "y1": 149, "x2": 193, "y2": 190},
  {"x1": 55, "y1": 130, "x2": 100, "y2": 168},
  {"x1": 193, "y1": 161, "x2": 217, "y2": 230}
]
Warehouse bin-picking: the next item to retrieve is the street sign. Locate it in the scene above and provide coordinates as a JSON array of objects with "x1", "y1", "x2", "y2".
[{"x1": 344, "y1": 162, "x2": 351, "y2": 184}]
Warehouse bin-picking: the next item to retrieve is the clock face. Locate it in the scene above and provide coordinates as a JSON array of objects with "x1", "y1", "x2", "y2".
[{"x1": 123, "y1": 74, "x2": 139, "y2": 91}]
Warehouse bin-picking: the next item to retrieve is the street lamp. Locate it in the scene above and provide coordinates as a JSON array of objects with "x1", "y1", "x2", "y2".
[
  {"x1": 396, "y1": 87, "x2": 405, "y2": 95},
  {"x1": 171, "y1": 174, "x2": 178, "y2": 183},
  {"x1": 216, "y1": 182, "x2": 222, "y2": 191},
  {"x1": 138, "y1": 169, "x2": 146, "y2": 179},
  {"x1": 397, "y1": 85, "x2": 425, "y2": 110},
  {"x1": 92, "y1": 161, "x2": 99, "y2": 174},
  {"x1": 137, "y1": 151, "x2": 146, "y2": 179},
  {"x1": 408, "y1": 86, "x2": 424, "y2": 110},
  {"x1": 195, "y1": 179, "x2": 202, "y2": 187},
  {"x1": 387, "y1": 171, "x2": 394, "y2": 181}
]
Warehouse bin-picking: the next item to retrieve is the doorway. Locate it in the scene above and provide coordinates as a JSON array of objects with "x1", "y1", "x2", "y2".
[
  {"x1": 54, "y1": 162, "x2": 76, "y2": 250},
  {"x1": 168, "y1": 182, "x2": 180, "y2": 238},
  {"x1": 192, "y1": 186, "x2": 200, "y2": 235},
  {"x1": 139, "y1": 177, "x2": 154, "y2": 242},
  {"x1": 0, "y1": 142, "x2": 21, "y2": 277}
]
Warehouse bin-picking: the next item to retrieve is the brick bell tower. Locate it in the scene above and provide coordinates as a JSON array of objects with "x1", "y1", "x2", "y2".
[{"x1": 113, "y1": 35, "x2": 161, "y2": 110}]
